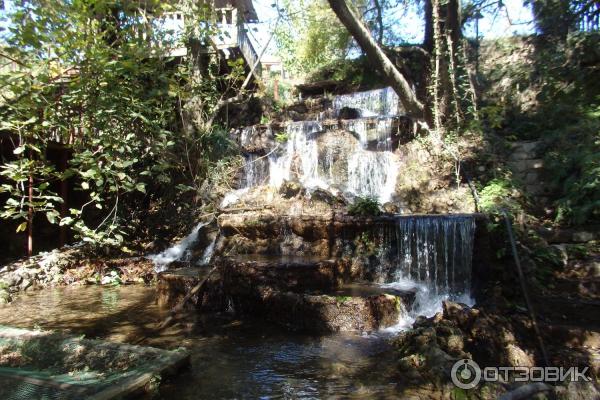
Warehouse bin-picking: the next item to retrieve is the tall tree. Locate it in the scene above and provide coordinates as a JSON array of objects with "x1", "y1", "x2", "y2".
[{"x1": 275, "y1": 0, "x2": 352, "y2": 76}]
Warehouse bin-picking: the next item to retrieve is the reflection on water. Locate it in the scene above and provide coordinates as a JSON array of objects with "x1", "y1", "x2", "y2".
[
  {"x1": 0, "y1": 285, "x2": 166, "y2": 343},
  {"x1": 0, "y1": 285, "x2": 405, "y2": 399}
]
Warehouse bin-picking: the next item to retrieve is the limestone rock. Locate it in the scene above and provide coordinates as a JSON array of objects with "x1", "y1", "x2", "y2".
[
  {"x1": 279, "y1": 180, "x2": 303, "y2": 198},
  {"x1": 505, "y1": 343, "x2": 534, "y2": 367}
]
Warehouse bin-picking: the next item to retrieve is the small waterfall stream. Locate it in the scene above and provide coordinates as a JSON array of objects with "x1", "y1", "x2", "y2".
[
  {"x1": 390, "y1": 215, "x2": 475, "y2": 296},
  {"x1": 332, "y1": 87, "x2": 400, "y2": 117},
  {"x1": 237, "y1": 87, "x2": 402, "y2": 204},
  {"x1": 148, "y1": 220, "x2": 212, "y2": 272},
  {"x1": 380, "y1": 215, "x2": 476, "y2": 331},
  {"x1": 268, "y1": 121, "x2": 324, "y2": 189}
]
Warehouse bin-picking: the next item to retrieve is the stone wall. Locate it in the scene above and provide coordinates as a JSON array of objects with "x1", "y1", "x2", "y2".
[{"x1": 507, "y1": 141, "x2": 550, "y2": 201}]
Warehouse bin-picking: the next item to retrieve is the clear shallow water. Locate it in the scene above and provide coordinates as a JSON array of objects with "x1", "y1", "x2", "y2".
[{"x1": 0, "y1": 285, "x2": 409, "y2": 399}]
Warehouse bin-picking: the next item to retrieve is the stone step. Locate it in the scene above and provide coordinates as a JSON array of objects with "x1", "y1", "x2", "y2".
[
  {"x1": 230, "y1": 284, "x2": 410, "y2": 333},
  {"x1": 222, "y1": 255, "x2": 347, "y2": 292},
  {"x1": 316, "y1": 281, "x2": 417, "y2": 306}
]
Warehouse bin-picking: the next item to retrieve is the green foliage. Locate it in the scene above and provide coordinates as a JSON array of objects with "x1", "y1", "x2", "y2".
[
  {"x1": 275, "y1": 0, "x2": 352, "y2": 77},
  {"x1": 565, "y1": 243, "x2": 589, "y2": 259},
  {"x1": 544, "y1": 102, "x2": 600, "y2": 225},
  {"x1": 335, "y1": 295, "x2": 351, "y2": 304},
  {"x1": 479, "y1": 34, "x2": 600, "y2": 225},
  {"x1": 0, "y1": 0, "x2": 242, "y2": 248},
  {"x1": 262, "y1": 72, "x2": 296, "y2": 106},
  {"x1": 527, "y1": 0, "x2": 599, "y2": 38},
  {"x1": 275, "y1": 131, "x2": 290, "y2": 143},
  {"x1": 531, "y1": 245, "x2": 564, "y2": 269},
  {"x1": 348, "y1": 196, "x2": 381, "y2": 216},
  {"x1": 353, "y1": 231, "x2": 378, "y2": 256},
  {"x1": 305, "y1": 56, "x2": 382, "y2": 86},
  {"x1": 478, "y1": 178, "x2": 523, "y2": 215}
]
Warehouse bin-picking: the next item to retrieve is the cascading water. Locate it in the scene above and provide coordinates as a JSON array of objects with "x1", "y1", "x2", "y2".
[
  {"x1": 252, "y1": 88, "x2": 401, "y2": 203},
  {"x1": 347, "y1": 152, "x2": 398, "y2": 203},
  {"x1": 148, "y1": 220, "x2": 213, "y2": 272},
  {"x1": 243, "y1": 153, "x2": 269, "y2": 188},
  {"x1": 343, "y1": 117, "x2": 394, "y2": 151},
  {"x1": 380, "y1": 215, "x2": 476, "y2": 331},
  {"x1": 332, "y1": 87, "x2": 400, "y2": 117},
  {"x1": 390, "y1": 215, "x2": 475, "y2": 295},
  {"x1": 198, "y1": 235, "x2": 217, "y2": 266},
  {"x1": 268, "y1": 121, "x2": 324, "y2": 189}
]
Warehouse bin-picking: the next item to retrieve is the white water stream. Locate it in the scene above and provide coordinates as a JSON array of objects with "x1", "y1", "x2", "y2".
[
  {"x1": 148, "y1": 220, "x2": 212, "y2": 272},
  {"x1": 379, "y1": 215, "x2": 476, "y2": 332},
  {"x1": 234, "y1": 87, "x2": 402, "y2": 205}
]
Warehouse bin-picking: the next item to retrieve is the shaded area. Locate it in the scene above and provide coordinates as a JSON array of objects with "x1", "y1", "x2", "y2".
[{"x1": 0, "y1": 285, "x2": 423, "y2": 399}]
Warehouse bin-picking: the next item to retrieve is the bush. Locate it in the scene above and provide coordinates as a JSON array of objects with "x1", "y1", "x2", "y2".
[
  {"x1": 478, "y1": 178, "x2": 524, "y2": 215},
  {"x1": 348, "y1": 197, "x2": 381, "y2": 216}
]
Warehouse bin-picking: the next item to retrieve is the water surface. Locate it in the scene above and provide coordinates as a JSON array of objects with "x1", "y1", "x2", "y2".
[{"x1": 0, "y1": 285, "x2": 406, "y2": 399}]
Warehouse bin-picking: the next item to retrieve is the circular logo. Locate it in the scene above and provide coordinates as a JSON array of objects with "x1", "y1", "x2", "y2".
[{"x1": 451, "y1": 359, "x2": 481, "y2": 389}]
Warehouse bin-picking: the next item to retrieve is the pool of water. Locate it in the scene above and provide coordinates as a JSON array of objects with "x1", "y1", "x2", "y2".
[{"x1": 0, "y1": 285, "x2": 408, "y2": 399}]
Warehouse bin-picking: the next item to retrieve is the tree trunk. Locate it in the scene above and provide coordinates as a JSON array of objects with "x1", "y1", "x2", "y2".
[
  {"x1": 27, "y1": 168, "x2": 33, "y2": 257},
  {"x1": 423, "y1": 0, "x2": 434, "y2": 52},
  {"x1": 327, "y1": 0, "x2": 424, "y2": 118},
  {"x1": 424, "y1": 0, "x2": 464, "y2": 130},
  {"x1": 373, "y1": 0, "x2": 384, "y2": 44}
]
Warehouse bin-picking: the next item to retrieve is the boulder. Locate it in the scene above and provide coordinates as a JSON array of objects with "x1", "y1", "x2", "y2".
[
  {"x1": 279, "y1": 180, "x2": 303, "y2": 198},
  {"x1": 241, "y1": 286, "x2": 405, "y2": 333}
]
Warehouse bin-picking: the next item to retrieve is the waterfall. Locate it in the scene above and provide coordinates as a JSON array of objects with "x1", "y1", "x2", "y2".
[
  {"x1": 243, "y1": 153, "x2": 269, "y2": 188},
  {"x1": 232, "y1": 87, "x2": 403, "y2": 205},
  {"x1": 332, "y1": 87, "x2": 400, "y2": 117},
  {"x1": 264, "y1": 117, "x2": 398, "y2": 203},
  {"x1": 347, "y1": 152, "x2": 398, "y2": 203},
  {"x1": 198, "y1": 235, "x2": 216, "y2": 266},
  {"x1": 343, "y1": 117, "x2": 394, "y2": 151},
  {"x1": 148, "y1": 220, "x2": 211, "y2": 272},
  {"x1": 240, "y1": 126, "x2": 253, "y2": 148},
  {"x1": 381, "y1": 215, "x2": 476, "y2": 331},
  {"x1": 268, "y1": 121, "x2": 325, "y2": 189},
  {"x1": 389, "y1": 215, "x2": 475, "y2": 296}
]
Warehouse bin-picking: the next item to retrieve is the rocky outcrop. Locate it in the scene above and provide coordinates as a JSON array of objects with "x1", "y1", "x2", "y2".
[
  {"x1": 0, "y1": 247, "x2": 155, "y2": 304},
  {"x1": 0, "y1": 247, "x2": 85, "y2": 303},
  {"x1": 253, "y1": 289, "x2": 405, "y2": 333},
  {"x1": 216, "y1": 211, "x2": 400, "y2": 260},
  {"x1": 223, "y1": 256, "x2": 345, "y2": 292},
  {"x1": 215, "y1": 255, "x2": 416, "y2": 333},
  {"x1": 156, "y1": 267, "x2": 224, "y2": 312}
]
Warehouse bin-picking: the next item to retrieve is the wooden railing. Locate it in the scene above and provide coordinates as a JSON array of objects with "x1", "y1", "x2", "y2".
[
  {"x1": 237, "y1": 24, "x2": 261, "y2": 77},
  {"x1": 154, "y1": 12, "x2": 262, "y2": 78}
]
